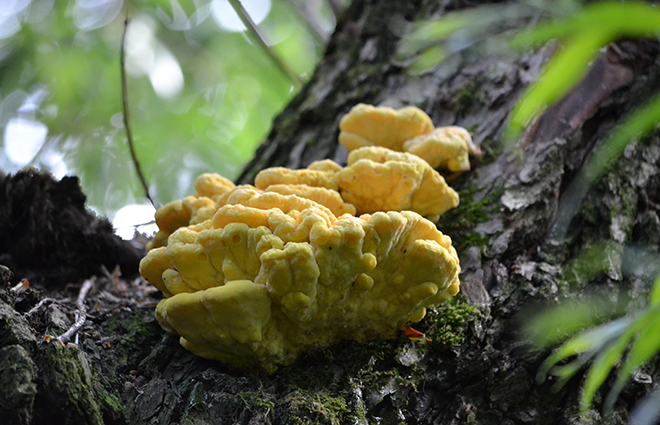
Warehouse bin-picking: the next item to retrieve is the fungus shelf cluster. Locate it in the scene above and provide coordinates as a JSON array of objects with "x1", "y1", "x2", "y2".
[{"x1": 140, "y1": 104, "x2": 477, "y2": 373}]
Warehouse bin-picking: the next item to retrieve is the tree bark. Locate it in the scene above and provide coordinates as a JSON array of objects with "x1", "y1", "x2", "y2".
[{"x1": 2, "y1": 1, "x2": 660, "y2": 424}]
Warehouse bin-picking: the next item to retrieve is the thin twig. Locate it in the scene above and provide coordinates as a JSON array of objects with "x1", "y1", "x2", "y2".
[
  {"x1": 121, "y1": 15, "x2": 158, "y2": 209},
  {"x1": 25, "y1": 298, "x2": 55, "y2": 317},
  {"x1": 283, "y1": 0, "x2": 330, "y2": 45},
  {"x1": 57, "y1": 279, "x2": 94, "y2": 345},
  {"x1": 227, "y1": 0, "x2": 303, "y2": 87},
  {"x1": 325, "y1": 0, "x2": 343, "y2": 17}
]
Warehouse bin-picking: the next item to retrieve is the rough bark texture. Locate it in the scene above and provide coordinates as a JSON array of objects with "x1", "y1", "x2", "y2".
[{"x1": 2, "y1": 1, "x2": 660, "y2": 424}]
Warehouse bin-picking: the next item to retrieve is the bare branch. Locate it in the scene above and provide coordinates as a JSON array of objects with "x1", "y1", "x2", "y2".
[
  {"x1": 25, "y1": 298, "x2": 55, "y2": 317},
  {"x1": 325, "y1": 0, "x2": 343, "y2": 17},
  {"x1": 121, "y1": 15, "x2": 159, "y2": 209},
  {"x1": 283, "y1": 0, "x2": 331, "y2": 45},
  {"x1": 227, "y1": 0, "x2": 303, "y2": 87},
  {"x1": 57, "y1": 279, "x2": 94, "y2": 345}
]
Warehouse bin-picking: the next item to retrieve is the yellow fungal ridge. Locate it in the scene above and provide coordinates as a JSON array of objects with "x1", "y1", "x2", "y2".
[
  {"x1": 140, "y1": 193, "x2": 460, "y2": 373},
  {"x1": 337, "y1": 146, "x2": 459, "y2": 219},
  {"x1": 403, "y1": 127, "x2": 479, "y2": 173},
  {"x1": 255, "y1": 165, "x2": 339, "y2": 191},
  {"x1": 339, "y1": 103, "x2": 434, "y2": 152},
  {"x1": 263, "y1": 184, "x2": 357, "y2": 217}
]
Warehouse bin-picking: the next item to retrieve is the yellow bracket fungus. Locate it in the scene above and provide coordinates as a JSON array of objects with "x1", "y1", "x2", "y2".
[
  {"x1": 140, "y1": 103, "x2": 476, "y2": 373},
  {"x1": 140, "y1": 191, "x2": 459, "y2": 372},
  {"x1": 254, "y1": 148, "x2": 459, "y2": 220},
  {"x1": 339, "y1": 103, "x2": 479, "y2": 174}
]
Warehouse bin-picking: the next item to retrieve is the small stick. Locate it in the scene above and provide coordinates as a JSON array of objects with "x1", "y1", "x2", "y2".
[
  {"x1": 25, "y1": 298, "x2": 54, "y2": 317},
  {"x1": 227, "y1": 0, "x2": 303, "y2": 87},
  {"x1": 325, "y1": 0, "x2": 343, "y2": 17},
  {"x1": 57, "y1": 279, "x2": 94, "y2": 345},
  {"x1": 121, "y1": 14, "x2": 158, "y2": 209},
  {"x1": 283, "y1": 0, "x2": 330, "y2": 45}
]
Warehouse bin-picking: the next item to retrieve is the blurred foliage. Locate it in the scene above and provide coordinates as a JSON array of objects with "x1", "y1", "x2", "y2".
[
  {"x1": 527, "y1": 270, "x2": 660, "y2": 422},
  {"x1": 398, "y1": 1, "x2": 660, "y2": 421},
  {"x1": 395, "y1": 0, "x2": 581, "y2": 74},
  {"x1": 507, "y1": 1, "x2": 660, "y2": 142},
  {"x1": 0, "y1": 0, "x2": 336, "y2": 216}
]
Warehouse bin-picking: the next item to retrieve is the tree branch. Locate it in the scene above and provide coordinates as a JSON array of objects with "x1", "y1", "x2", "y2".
[
  {"x1": 121, "y1": 15, "x2": 158, "y2": 209},
  {"x1": 227, "y1": 0, "x2": 303, "y2": 87}
]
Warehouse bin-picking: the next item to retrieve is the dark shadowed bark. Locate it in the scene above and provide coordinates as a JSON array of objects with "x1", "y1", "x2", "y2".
[{"x1": 2, "y1": 1, "x2": 660, "y2": 424}]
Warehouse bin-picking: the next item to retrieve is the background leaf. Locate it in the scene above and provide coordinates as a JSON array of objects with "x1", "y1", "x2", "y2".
[{"x1": 0, "y1": 0, "x2": 335, "y2": 220}]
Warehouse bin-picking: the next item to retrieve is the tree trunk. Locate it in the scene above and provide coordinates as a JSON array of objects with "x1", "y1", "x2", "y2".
[{"x1": 2, "y1": 1, "x2": 660, "y2": 424}]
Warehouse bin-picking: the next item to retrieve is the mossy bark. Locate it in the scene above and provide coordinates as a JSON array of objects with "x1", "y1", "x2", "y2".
[{"x1": 2, "y1": 1, "x2": 660, "y2": 424}]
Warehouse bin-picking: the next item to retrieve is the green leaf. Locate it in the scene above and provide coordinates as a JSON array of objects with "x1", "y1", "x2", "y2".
[
  {"x1": 396, "y1": 15, "x2": 468, "y2": 59},
  {"x1": 580, "y1": 325, "x2": 637, "y2": 412},
  {"x1": 506, "y1": 28, "x2": 607, "y2": 142},
  {"x1": 506, "y1": 1, "x2": 660, "y2": 143},
  {"x1": 582, "y1": 93, "x2": 660, "y2": 185},
  {"x1": 407, "y1": 45, "x2": 448, "y2": 75},
  {"x1": 549, "y1": 93, "x2": 660, "y2": 241},
  {"x1": 603, "y1": 303, "x2": 660, "y2": 413},
  {"x1": 574, "y1": 1, "x2": 660, "y2": 39},
  {"x1": 397, "y1": 2, "x2": 539, "y2": 62},
  {"x1": 536, "y1": 316, "x2": 633, "y2": 385},
  {"x1": 510, "y1": 19, "x2": 577, "y2": 49},
  {"x1": 522, "y1": 294, "x2": 618, "y2": 347},
  {"x1": 550, "y1": 354, "x2": 596, "y2": 390},
  {"x1": 651, "y1": 273, "x2": 660, "y2": 306}
]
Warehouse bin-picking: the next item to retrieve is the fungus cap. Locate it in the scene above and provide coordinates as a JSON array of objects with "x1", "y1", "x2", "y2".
[
  {"x1": 403, "y1": 126, "x2": 479, "y2": 172},
  {"x1": 337, "y1": 146, "x2": 459, "y2": 219},
  {"x1": 339, "y1": 103, "x2": 434, "y2": 152}
]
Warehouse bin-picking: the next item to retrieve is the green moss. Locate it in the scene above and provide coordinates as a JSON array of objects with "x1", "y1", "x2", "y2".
[
  {"x1": 426, "y1": 297, "x2": 481, "y2": 350},
  {"x1": 479, "y1": 138, "x2": 504, "y2": 163},
  {"x1": 362, "y1": 339, "x2": 397, "y2": 362},
  {"x1": 0, "y1": 345, "x2": 36, "y2": 423},
  {"x1": 103, "y1": 309, "x2": 161, "y2": 368},
  {"x1": 91, "y1": 368, "x2": 127, "y2": 424},
  {"x1": 440, "y1": 185, "x2": 503, "y2": 256},
  {"x1": 453, "y1": 82, "x2": 476, "y2": 113},
  {"x1": 562, "y1": 240, "x2": 623, "y2": 288},
  {"x1": 38, "y1": 343, "x2": 104, "y2": 425},
  {"x1": 284, "y1": 390, "x2": 350, "y2": 425},
  {"x1": 238, "y1": 391, "x2": 275, "y2": 415}
]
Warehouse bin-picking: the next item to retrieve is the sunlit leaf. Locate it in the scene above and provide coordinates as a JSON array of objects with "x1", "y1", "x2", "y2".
[
  {"x1": 506, "y1": 1, "x2": 660, "y2": 143},
  {"x1": 506, "y1": 28, "x2": 607, "y2": 141},
  {"x1": 0, "y1": 0, "x2": 330, "y2": 216},
  {"x1": 407, "y1": 45, "x2": 448, "y2": 75},
  {"x1": 651, "y1": 274, "x2": 660, "y2": 306}
]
